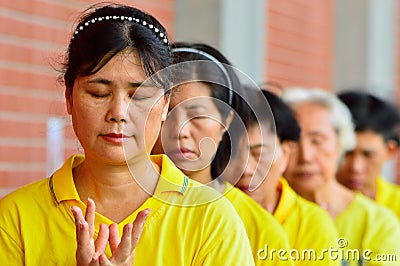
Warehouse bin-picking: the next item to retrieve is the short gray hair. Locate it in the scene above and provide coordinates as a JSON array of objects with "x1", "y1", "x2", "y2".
[{"x1": 281, "y1": 87, "x2": 356, "y2": 155}]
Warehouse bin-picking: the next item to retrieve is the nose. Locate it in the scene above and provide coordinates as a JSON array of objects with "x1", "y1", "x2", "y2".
[
  {"x1": 106, "y1": 94, "x2": 128, "y2": 123},
  {"x1": 349, "y1": 155, "x2": 365, "y2": 174},
  {"x1": 178, "y1": 118, "x2": 191, "y2": 139},
  {"x1": 168, "y1": 108, "x2": 191, "y2": 140},
  {"x1": 162, "y1": 107, "x2": 191, "y2": 140},
  {"x1": 243, "y1": 153, "x2": 257, "y2": 178},
  {"x1": 296, "y1": 140, "x2": 313, "y2": 163}
]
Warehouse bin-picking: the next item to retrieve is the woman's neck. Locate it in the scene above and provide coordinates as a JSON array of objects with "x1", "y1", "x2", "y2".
[
  {"x1": 303, "y1": 179, "x2": 355, "y2": 219},
  {"x1": 259, "y1": 185, "x2": 281, "y2": 214},
  {"x1": 184, "y1": 167, "x2": 212, "y2": 184},
  {"x1": 183, "y1": 167, "x2": 225, "y2": 193},
  {"x1": 73, "y1": 156, "x2": 158, "y2": 223}
]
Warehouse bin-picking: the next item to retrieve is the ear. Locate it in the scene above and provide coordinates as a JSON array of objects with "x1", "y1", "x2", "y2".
[
  {"x1": 279, "y1": 141, "x2": 294, "y2": 174},
  {"x1": 161, "y1": 94, "x2": 170, "y2": 122},
  {"x1": 385, "y1": 140, "x2": 398, "y2": 159},
  {"x1": 65, "y1": 89, "x2": 72, "y2": 115}
]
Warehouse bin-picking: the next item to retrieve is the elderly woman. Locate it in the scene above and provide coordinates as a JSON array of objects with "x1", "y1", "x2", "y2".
[{"x1": 281, "y1": 88, "x2": 400, "y2": 265}]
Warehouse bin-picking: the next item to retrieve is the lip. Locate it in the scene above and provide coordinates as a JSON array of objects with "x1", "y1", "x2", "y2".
[
  {"x1": 101, "y1": 133, "x2": 130, "y2": 144},
  {"x1": 295, "y1": 171, "x2": 316, "y2": 179},
  {"x1": 345, "y1": 178, "x2": 364, "y2": 190},
  {"x1": 167, "y1": 148, "x2": 197, "y2": 160}
]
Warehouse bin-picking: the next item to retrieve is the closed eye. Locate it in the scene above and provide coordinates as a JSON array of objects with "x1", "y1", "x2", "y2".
[{"x1": 89, "y1": 92, "x2": 110, "y2": 98}]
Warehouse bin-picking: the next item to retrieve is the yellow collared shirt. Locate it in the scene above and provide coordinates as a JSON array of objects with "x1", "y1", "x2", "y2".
[
  {"x1": 274, "y1": 178, "x2": 340, "y2": 266},
  {"x1": 376, "y1": 176, "x2": 400, "y2": 220},
  {"x1": 0, "y1": 154, "x2": 255, "y2": 265},
  {"x1": 336, "y1": 193, "x2": 400, "y2": 266},
  {"x1": 224, "y1": 182, "x2": 293, "y2": 266}
]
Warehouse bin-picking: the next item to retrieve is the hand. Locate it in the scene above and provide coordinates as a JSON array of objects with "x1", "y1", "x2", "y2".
[{"x1": 71, "y1": 198, "x2": 150, "y2": 266}]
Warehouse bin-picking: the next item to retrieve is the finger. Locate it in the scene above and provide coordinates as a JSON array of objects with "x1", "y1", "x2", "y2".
[
  {"x1": 98, "y1": 254, "x2": 113, "y2": 266},
  {"x1": 85, "y1": 198, "x2": 96, "y2": 239},
  {"x1": 94, "y1": 224, "x2": 109, "y2": 257},
  {"x1": 131, "y1": 209, "x2": 150, "y2": 247},
  {"x1": 110, "y1": 223, "x2": 133, "y2": 262},
  {"x1": 109, "y1": 209, "x2": 150, "y2": 263},
  {"x1": 88, "y1": 256, "x2": 100, "y2": 266},
  {"x1": 109, "y1": 223, "x2": 120, "y2": 254},
  {"x1": 71, "y1": 206, "x2": 84, "y2": 238},
  {"x1": 72, "y1": 206, "x2": 93, "y2": 265}
]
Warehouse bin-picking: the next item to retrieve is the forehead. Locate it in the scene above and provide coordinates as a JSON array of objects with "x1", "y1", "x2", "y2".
[
  {"x1": 292, "y1": 102, "x2": 335, "y2": 134},
  {"x1": 355, "y1": 131, "x2": 386, "y2": 148},
  {"x1": 89, "y1": 50, "x2": 145, "y2": 80},
  {"x1": 246, "y1": 124, "x2": 276, "y2": 146},
  {"x1": 170, "y1": 82, "x2": 212, "y2": 104}
]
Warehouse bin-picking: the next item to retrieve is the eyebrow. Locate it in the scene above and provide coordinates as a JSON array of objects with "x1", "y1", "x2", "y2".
[
  {"x1": 184, "y1": 103, "x2": 207, "y2": 110},
  {"x1": 249, "y1": 143, "x2": 265, "y2": 149},
  {"x1": 87, "y1": 78, "x2": 146, "y2": 88}
]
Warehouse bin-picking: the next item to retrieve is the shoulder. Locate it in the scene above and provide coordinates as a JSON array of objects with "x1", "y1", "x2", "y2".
[
  {"x1": 0, "y1": 178, "x2": 51, "y2": 212},
  {"x1": 0, "y1": 177, "x2": 52, "y2": 246},
  {"x1": 355, "y1": 194, "x2": 399, "y2": 223},
  {"x1": 350, "y1": 194, "x2": 400, "y2": 255},
  {"x1": 377, "y1": 177, "x2": 400, "y2": 198},
  {"x1": 170, "y1": 182, "x2": 254, "y2": 265},
  {"x1": 226, "y1": 185, "x2": 287, "y2": 231},
  {"x1": 290, "y1": 194, "x2": 338, "y2": 244}
]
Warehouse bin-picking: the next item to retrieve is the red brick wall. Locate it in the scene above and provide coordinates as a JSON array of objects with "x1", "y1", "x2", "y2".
[
  {"x1": 0, "y1": 0, "x2": 175, "y2": 197},
  {"x1": 265, "y1": 0, "x2": 334, "y2": 90}
]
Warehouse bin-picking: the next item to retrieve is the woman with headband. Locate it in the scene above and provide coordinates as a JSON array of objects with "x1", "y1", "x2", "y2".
[
  {"x1": 153, "y1": 42, "x2": 293, "y2": 266},
  {"x1": 0, "y1": 4, "x2": 254, "y2": 265}
]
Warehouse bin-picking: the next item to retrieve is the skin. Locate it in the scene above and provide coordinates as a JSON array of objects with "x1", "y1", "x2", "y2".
[
  {"x1": 153, "y1": 82, "x2": 232, "y2": 188},
  {"x1": 283, "y1": 102, "x2": 354, "y2": 218},
  {"x1": 67, "y1": 49, "x2": 169, "y2": 265},
  {"x1": 336, "y1": 130, "x2": 398, "y2": 199},
  {"x1": 233, "y1": 123, "x2": 293, "y2": 214},
  {"x1": 71, "y1": 200, "x2": 150, "y2": 265}
]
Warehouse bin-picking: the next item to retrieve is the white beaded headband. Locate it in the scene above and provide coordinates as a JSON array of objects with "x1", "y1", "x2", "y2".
[
  {"x1": 71, "y1": 15, "x2": 168, "y2": 45},
  {"x1": 172, "y1": 47, "x2": 234, "y2": 106}
]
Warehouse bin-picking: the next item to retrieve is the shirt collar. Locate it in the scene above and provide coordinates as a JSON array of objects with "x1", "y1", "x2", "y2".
[
  {"x1": 152, "y1": 154, "x2": 189, "y2": 196},
  {"x1": 273, "y1": 177, "x2": 298, "y2": 223},
  {"x1": 49, "y1": 154, "x2": 188, "y2": 205},
  {"x1": 49, "y1": 154, "x2": 84, "y2": 204}
]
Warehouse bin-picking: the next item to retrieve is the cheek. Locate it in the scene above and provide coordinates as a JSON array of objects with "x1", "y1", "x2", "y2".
[
  {"x1": 205, "y1": 120, "x2": 224, "y2": 140},
  {"x1": 71, "y1": 105, "x2": 95, "y2": 135},
  {"x1": 144, "y1": 109, "x2": 164, "y2": 138}
]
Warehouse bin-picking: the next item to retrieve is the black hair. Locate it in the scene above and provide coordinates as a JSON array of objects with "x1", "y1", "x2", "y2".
[
  {"x1": 61, "y1": 3, "x2": 172, "y2": 101},
  {"x1": 171, "y1": 42, "x2": 248, "y2": 180},
  {"x1": 245, "y1": 87, "x2": 300, "y2": 142},
  {"x1": 338, "y1": 90, "x2": 400, "y2": 144}
]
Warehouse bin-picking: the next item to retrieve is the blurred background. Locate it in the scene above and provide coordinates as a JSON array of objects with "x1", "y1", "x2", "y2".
[{"x1": 0, "y1": 0, "x2": 399, "y2": 197}]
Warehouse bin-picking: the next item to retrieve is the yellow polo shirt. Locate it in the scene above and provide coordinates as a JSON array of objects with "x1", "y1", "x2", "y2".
[
  {"x1": 274, "y1": 178, "x2": 340, "y2": 266},
  {"x1": 223, "y1": 183, "x2": 293, "y2": 266},
  {"x1": 335, "y1": 193, "x2": 400, "y2": 265},
  {"x1": 0, "y1": 154, "x2": 254, "y2": 265},
  {"x1": 376, "y1": 177, "x2": 400, "y2": 220}
]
